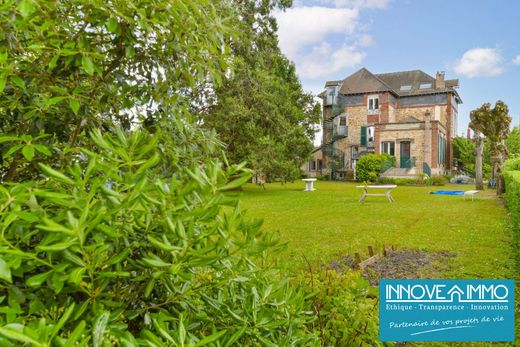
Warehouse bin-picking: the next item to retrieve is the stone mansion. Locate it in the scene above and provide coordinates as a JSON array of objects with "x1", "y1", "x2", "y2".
[{"x1": 307, "y1": 68, "x2": 462, "y2": 179}]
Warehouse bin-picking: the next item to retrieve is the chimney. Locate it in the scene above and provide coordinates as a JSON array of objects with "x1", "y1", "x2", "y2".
[
  {"x1": 435, "y1": 71, "x2": 445, "y2": 89},
  {"x1": 467, "y1": 128, "x2": 471, "y2": 140}
]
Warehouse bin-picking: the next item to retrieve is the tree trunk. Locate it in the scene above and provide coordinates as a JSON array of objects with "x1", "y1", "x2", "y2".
[
  {"x1": 475, "y1": 134, "x2": 484, "y2": 190},
  {"x1": 496, "y1": 152, "x2": 506, "y2": 195}
]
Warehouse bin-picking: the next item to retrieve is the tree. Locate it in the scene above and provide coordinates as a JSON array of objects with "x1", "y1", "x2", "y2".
[
  {"x1": 506, "y1": 126, "x2": 520, "y2": 157},
  {"x1": 0, "y1": 0, "x2": 235, "y2": 181},
  {"x1": 200, "y1": 0, "x2": 321, "y2": 182},
  {"x1": 452, "y1": 136, "x2": 476, "y2": 175},
  {"x1": 469, "y1": 101, "x2": 512, "y2": 193},
  {"x1": 475, "y1": 133, "x2": 484, "y2": 190}
]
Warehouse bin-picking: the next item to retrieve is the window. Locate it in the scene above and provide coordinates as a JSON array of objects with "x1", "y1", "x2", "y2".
[
  {"x1": 367, "y1": 94, "x2": 379, "y2": 114},
  {"x1": 419, "y1": 83, "x2": 432, "y2": 89},
  {"x1": 381, "y1": 141, "x2": 395, "y2": 155},
  {"x1": 400, "y1": 84, "x2": 412, "y2": 91},
  {"x1": 360, "y1": 126, "x2": 367, "y2": 146},
  {"x1": 361, "y1": 126, "x2": 375, "y2": 146},
  {"x1": 367, "y1": 126, "x2": 375, "y2": 146},
  {"x1": 337, "y1": 116, "x2": 348, "y2": 136},
  {"x1": 438, "y1": 132, "x2": 446, "y2": 165}
]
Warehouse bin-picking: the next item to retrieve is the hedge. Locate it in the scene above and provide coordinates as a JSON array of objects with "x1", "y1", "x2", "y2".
[{"x1": 504, "y1": 169, "x2": 520, "y2": 268}]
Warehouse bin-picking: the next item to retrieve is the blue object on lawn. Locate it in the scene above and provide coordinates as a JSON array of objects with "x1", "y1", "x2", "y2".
[{"x1": 430, "y1": 190, "x2": 464, "y2": 196}]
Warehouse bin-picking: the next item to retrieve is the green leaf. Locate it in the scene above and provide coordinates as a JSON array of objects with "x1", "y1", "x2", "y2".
[
  {"x1": 34, "y1": 144, "x2": 51, "y2": 156},
  {"x1": 0, "y1": 74, "x2": 6, "y2": 93},
  {"x1": 195, "y1": 330, "x2": 227, "y2": 347},
  {"x1": 218, "y1": 174, "x2": 251, "y2": 191},
  {"x1": 36, "y1": 218, "x2": 74, "y2": 235},
  {"x1": 0, "y1": 326, "x2": 42, "y2": 346},
  {"x1": 50, "y1": 303, "x2": 75, "y2": 339},
  {"x1": 81, "y1": 56, "x2": 95, "y2": 75},
  {"x1": 36, "y1": 241, "x2": 76, "y2": 251},
  {"x1": 38, "y1": 163, "x2": 75, "y2": 185},
  {"x1": 21, "y1": 145, "x2": 34, "y2": 161},
  {"x1": 0, "y1": 258, "x2": 12, "y2": 283},
  {"x1": 26, "y1": 271, "x2": 52, "y2": 287},
  {"x1": 63, "y1": 321, "x2": 86, "y2": 347},
  {"x1": 0, "y1": 136, "x2": 18, "y2": 144},
  {"x1": 106, "y1": 18, "x2": 119, "y2": 33},
  {"x1": 17, "y1": 0, "x2": 36, "y2": 17},
  {"x1": 223, "y1": 326, "x2": 246, "y2": 347},
  {"x1": 92, "y1": 312, "x2": 110, "y2": 347},
  {"x1": 11, "y1": 76, "x2": 26, "y2": 90},
  {"x1": 142, "y1": 257, "x2": 171, "y2": 267},
  {"x1": 47, "y1": 96, "x2": 66, "y2": 106},
  {"x1": 3, "y1": 144, "x2": 23, "y2": 159},
  {"x1": 69, "y1": 99, "x2": 80, "y2": 115}
]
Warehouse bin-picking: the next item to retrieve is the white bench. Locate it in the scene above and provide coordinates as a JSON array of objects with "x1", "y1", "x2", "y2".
[
  {"x1": 302, "y1": 178, "x2": 317, "y2": 191},
  {"x1": 464, "y1": 190, "x2": 479, "y2": 201},
  {"x1": 356, "y1": 185, "x2": 397, "y2": 203}
]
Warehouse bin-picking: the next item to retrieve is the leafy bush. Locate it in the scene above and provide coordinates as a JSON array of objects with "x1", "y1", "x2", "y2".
[
  {"x1": 356, "y1": 154, "x2": 394, "y2": 182},
  {"x1": 0, "y1": 129, "x2": 316, "y2": 345},
  {"x1": 504, "y1": 170, "x2": 520, "y2": 275},
  {"x1": 377, "y1": 175, "x2": 446, "y2": 186},
  {"x1": 303, "y1": 270, "x2": 387, "y2": 347},
  {"x1": 504, "y1": 157, "x2": 520, "y2": 171},
  {"x1": 427, "y1": 175, "x2": 448, "y2": 186},
  {"x1": 316, "y1": 174, "x2": 328, "y2": 181}
]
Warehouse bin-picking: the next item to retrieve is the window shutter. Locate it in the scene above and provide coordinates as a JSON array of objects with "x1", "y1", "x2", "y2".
[{"x1": 360, "y1": 126, "x2": 367, "y2": 146}]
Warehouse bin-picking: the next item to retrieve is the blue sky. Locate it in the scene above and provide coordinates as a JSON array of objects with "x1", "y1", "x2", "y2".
[{"x1": 275, "y1": 0, "x2": 520, "y2": 140}]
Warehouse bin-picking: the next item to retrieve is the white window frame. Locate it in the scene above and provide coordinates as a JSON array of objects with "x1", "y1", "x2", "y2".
[
  {"x1": 367, "y1": 94, "x2": 379, "y2": 115},
  {"x1": 381, "y1": 141, "x2": 395, "y2": 155}
]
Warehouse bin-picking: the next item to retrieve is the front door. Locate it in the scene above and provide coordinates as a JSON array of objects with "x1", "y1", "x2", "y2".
[{"x1": 400, "y1": 141, "x2": 411, "y2": 168}]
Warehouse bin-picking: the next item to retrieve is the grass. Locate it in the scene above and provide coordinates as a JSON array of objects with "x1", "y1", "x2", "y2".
[
  {"x1": 237, "y1": 181, "x2": 518, "y2": 347},
  {"x1": 238, "y1": 181, "x2": 515, "y2": 279}
]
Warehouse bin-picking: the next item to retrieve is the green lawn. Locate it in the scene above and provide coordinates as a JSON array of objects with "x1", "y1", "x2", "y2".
[{"x1": 238, "y1": 181, "x2": 515, "y2": 279}]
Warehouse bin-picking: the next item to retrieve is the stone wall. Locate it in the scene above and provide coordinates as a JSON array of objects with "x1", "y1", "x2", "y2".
[{"x1": 378, "y1": 123, "x2": 425, "y2": 168}]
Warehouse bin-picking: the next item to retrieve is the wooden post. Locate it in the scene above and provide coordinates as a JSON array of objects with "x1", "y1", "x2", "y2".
[
  {"x1": 368, "y1": 245, "x2": 374, "y2": 257},
  {"x1": 382, "y1": 245, "x2": 387, "y2": 257},
  {"x1": 354, "y1": 252, "x2": 361, "y2": 265}
]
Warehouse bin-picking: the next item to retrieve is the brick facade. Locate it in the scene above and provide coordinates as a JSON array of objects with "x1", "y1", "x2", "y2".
[{"x1": 319, "y1": 68, "x2": 461, "y2": 179}]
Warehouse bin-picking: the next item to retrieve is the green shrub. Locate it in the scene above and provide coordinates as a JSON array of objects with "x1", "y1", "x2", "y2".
[
  {"x1": 504, "y1": 157, "x2": 520, "y2": 171},
  {"x1": 376, "y1": 177, "x2": 397, "y2": 185},
  {"x1": 316, "y1": 174, "x2": 328, "y2": 181},
  {"x1": 504, "y1": 170, "x2": 520, "y2": 275},
  {"x1": 0, "y1": 129, "x2": 316, "y2": 345},
  {"x1": 430, "y1": 175, "x2": 448, "y2": 186},
  {"x1": 302, "y1": 270, "x2": 387, "y2": 347},
  {"x1": 356, "y1": 154, "x2": 394, "y2": 182}
]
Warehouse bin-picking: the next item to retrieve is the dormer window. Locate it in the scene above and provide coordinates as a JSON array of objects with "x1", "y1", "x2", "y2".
[
  {"x1": 367, "y1": 94, "x2": 379, "y2": 115},
  {"x1": 400, "y1": 84, "x2": 412, "y2": 91},
  {"x1": 419, "y1": 83, "x2": 432, "y2": 89}
]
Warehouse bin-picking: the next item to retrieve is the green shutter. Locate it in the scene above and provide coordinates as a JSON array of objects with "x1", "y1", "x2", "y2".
[{"x1": 360, "y1": 126, "x2": 367, "y2": 146}]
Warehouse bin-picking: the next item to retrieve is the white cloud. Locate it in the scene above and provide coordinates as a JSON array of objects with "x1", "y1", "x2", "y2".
[
  {"x1": 274, "y1": 6, "x2": 359, "y2": 58},
  {"x1": 298, "y1": 42, "x2": 366, "y2": 79},
  {"x1": 274, "y1": 1, "x2": 389, "y2": 81},
  {"x1": 454, "y1": 48, "x2": 504, "y2": 78},
  {"x1": 319, "y1": 0, "x2": 391, "y2": 9},
  {"x1": 513, "y1": 55, "x2": 520, "y2": 65},
  {"x1": 358, "y1": 34, "x2": 374, "y2": 47}
]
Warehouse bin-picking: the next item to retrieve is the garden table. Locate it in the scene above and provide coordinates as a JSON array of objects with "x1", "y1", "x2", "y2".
[
  {"x1": 356, "y1": 184, "x2": 397, "y2": 203},
  {"x1": 464, "y1": 190, "x2": 479, "y2": 201},
  {"x1": 302, "y1": 178, "x2": 317, "y2": 191}
]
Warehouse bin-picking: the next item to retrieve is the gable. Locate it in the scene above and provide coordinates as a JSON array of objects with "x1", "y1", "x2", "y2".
[{"x1": 339, "y1": 68, "x2": 392, "y2": 95}]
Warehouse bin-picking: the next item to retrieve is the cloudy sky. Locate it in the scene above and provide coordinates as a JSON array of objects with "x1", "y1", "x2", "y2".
[{"x1": 274, "y1": 0, "x2": 520, "y2": 142}]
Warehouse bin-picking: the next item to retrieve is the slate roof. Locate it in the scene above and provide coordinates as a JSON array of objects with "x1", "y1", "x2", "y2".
[{"x1": 323, "y1": 68, "x2": 462, "y2": 102}]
